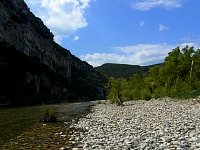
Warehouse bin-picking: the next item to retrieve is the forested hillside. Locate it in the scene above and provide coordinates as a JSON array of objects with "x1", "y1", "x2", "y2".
[
  {"x1": 95, "y1": 63, "x2": 161, "y2": 79},
  {"x1": 107, "y1": 46, "x2": 200, "y2": 104}
]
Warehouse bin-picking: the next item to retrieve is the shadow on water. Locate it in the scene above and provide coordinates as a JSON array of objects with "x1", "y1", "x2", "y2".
[
  {"x1": 0, "y1": 101, "x2": 97, "y2": 147},
  {"x1": 0, "y1": 105, "x2": 42, "y2": 144}
]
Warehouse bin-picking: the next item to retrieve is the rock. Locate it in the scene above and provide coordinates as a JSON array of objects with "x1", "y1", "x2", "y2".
[
  {"x1": 189, "y1": 137, "x2": 198, "y2": 142},
  {"x1": 72, "y1": 148, "x2": 83, "y2": 150},
  {"x1": 0, "y1": 0, "x2": 107, "y2": 105},
  {"x1": 69, "y1": 136, "x2": 75, "y2": 141},
  {"x1": 165, "y1": 137, "x2": 172, "y2": 143},
  {"x1": 69, "y1": 100, "x2": 200, "y2": 149},
  {"x1": 60, "y1": 135, "x2": 67, "y2": 138},
  {"x1": 158, "y1": 143, "x2": 167, "y2": 150}
]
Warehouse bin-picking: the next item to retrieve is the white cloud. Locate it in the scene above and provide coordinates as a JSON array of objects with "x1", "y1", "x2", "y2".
[
  {"x1": 25, "y1": 0, "x2": 94, "y2": 43},
  {"x1": 73, "y1": 36, "x2": 80, "y2": 41},
  {"x1": 132, "y1": 0, "x2": 182, "y2": 11},
  {"x1": 80, "y1": 43, "x2": 200, "y2": 67},
  {"x1": 159, "y1": 24, "x2": 169, "y2": 31},
  {"x1": 179, "y1": 43, "x2": 200, "y2": 49},
  {"x1": 140, "y1": 21, "x2": 145, "y2": 26},
  {"x1": 81, "y1": 53, "x2": 128, "y2": 67}
]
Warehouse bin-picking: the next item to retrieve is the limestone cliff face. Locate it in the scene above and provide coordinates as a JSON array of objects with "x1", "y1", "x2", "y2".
[{"x1": 0, "y1": 0, "x2": 107, "y2": 105}]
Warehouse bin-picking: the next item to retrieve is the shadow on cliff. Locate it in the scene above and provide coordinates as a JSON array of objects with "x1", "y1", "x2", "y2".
[
  {"x1": 0, "y1": 41, "x2": 107, "y2": 106},
  {"x1": 0, "y1": 41, "x2": 69, "y2": 106}
]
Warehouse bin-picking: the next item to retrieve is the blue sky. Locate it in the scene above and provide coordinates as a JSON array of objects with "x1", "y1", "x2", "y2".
[{"x1": 25, "y1": 0, "x2": 200, "y2": 67}]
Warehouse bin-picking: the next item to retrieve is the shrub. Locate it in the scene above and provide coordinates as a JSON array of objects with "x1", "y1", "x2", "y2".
[
  {"x1": 107, "y1": 77, "x2": 125, "y2": 105},
  {"x1": 41, "y1": 106, "x2": 57, "y2": 122},
  {"x1": 140, "y1": 88, "x2": 151, "y2": 100}
]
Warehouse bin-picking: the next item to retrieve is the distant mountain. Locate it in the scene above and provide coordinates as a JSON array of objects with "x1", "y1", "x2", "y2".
[{"x1": 95, "y1": 63, "x2": 161, "y2": 78}]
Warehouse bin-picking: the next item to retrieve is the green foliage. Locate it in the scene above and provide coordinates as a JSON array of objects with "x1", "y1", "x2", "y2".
[
  {"x1": 107, "y1": 75, "x2": 152, "y2": 102},
  {"x1": 146, "y1": 46, "x2": 200, "y2": 99},
  {"x1": 140, "y1": 88, "x2": 151, "y2": 100},
  {"x1": 41, "y1": 106, "x2": 57, "y2": 122},
  {"x1": 107, "y1": 77, "x2": 125, "y2": 105},
  {"x1": 106, "y1": 46, "x2": 200, "y2": 100},
  {"x1": 95, "y1": 63, "x2": 160, "y2": 79}
]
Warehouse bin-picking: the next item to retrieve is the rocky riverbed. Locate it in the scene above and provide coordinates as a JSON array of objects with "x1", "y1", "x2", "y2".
[{"x1": 70, "y1": 99, "x2": 200, "y2": 150}]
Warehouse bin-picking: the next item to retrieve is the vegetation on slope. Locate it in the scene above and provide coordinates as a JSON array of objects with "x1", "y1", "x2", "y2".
[
  {"x1": 95, "y1": 63, "x2": 160, "y2": 79},
  {"x1": 107, "y1": 46, "x2": 200, "y2": 104}
]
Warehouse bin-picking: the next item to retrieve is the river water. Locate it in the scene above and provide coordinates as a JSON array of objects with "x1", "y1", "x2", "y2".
[
  {"x1": 54, "y1": 101, "x2": 99, "y2": 121},
  {"x1": 0, "y1": 101, "x2": 99, "y2": 149}
]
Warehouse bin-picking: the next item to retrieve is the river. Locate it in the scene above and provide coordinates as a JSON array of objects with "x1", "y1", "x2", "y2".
[{"x1": 0, "y1": 101, "x2": 98, "y2": 149}]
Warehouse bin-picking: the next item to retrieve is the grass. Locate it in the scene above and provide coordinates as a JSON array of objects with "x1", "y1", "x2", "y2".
[
  {"x1": 41, "y1": 105, "x2": 58, "y2": 122},
  {"x1": 170, "y1": 89, "x2": 200, "y2": 99}
]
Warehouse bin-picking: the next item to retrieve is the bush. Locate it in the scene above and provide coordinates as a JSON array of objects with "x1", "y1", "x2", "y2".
[
  {"x1": 107, "y1": 77, "x2": 125, "y2": 105},
  {"x1": 140, "y1": 88, "x2": 151, "y2": 100},
  {"x1": 41, "y1": 106, "x2": 57, "y2": 122},
  {"x1": 154, "y1": 86, "x2": 167, "y2": 98}
]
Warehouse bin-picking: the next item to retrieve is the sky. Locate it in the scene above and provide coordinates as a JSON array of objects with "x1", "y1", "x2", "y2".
[{"x1": 24, "y1": 0, "x2": 200, "y2": 67}]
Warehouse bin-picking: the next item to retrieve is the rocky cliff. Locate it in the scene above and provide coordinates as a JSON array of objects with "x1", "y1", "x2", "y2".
[{"x1": 0, "y1": 0, "x2": 107, "y2": 105}]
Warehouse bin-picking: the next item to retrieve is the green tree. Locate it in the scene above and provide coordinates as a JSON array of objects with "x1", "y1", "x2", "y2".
[
  {"x1": 191, "y1": 48, "x2": 200, "y2": 88},
  {"x1": 160, "y1": 47, "x2": 181, "y2": 88},
  {"x1": 107, "y1": 77, "x2": 126, "y2": 105},
  {"x1": 145, "y1": 66, "x2": 161, "y2": 94},
  {"x1": 156, "y1": 46, "x2": 198, "y2": 98},
  {"x1": 106, "y1": 45, "x2": 200, "y2": 100}
]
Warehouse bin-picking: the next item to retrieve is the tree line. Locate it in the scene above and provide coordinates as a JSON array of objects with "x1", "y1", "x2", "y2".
[{"x1": 107, "y1": 46, "x2": 200, "y2": 104}]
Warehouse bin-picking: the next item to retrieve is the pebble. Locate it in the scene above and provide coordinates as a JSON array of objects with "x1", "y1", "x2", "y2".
[
  {"x1": 69, "y1": 98, "x2": 200, "y2": 149},
  {"x1": 60, "y1": 134, "x2": 67, "y2": 138}
]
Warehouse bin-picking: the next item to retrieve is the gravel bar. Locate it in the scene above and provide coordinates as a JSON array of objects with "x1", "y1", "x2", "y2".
[{"x1": 70, "y1": 98, "x2": 200, "y2": 150}]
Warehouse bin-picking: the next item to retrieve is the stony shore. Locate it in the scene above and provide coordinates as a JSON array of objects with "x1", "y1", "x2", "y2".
[{"x1": 70, "y1": 99, "x2": 200, "y2": 150}]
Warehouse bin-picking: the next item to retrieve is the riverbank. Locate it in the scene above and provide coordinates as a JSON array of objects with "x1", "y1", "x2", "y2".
[
  {"x1": 1, "y1": 101, "x2": 97, "y2": 150},
  {"x1": 70, "y1": 98, "x2": 200, "y2": 149}
]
